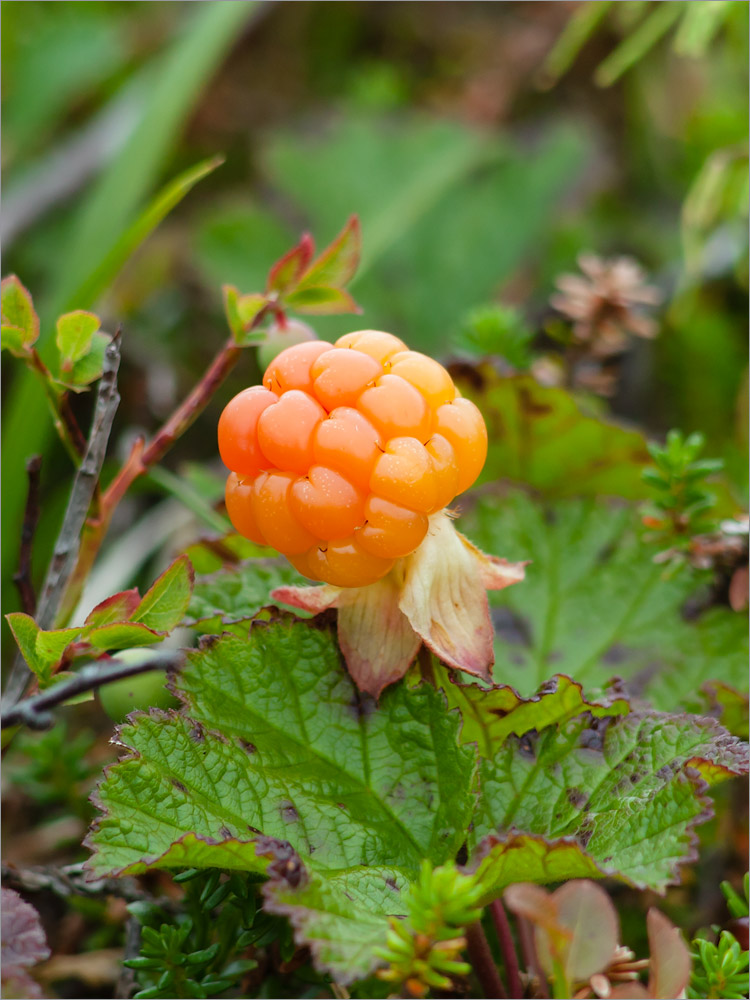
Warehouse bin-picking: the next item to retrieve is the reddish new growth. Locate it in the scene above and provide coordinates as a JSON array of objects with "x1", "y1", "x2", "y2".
[{"x1": 219, "y1": 331, "x2": 525, "y2": 696}]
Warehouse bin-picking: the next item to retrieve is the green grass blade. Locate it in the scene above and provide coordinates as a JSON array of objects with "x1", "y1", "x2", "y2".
[
  {"x1": 72, "y1": 155, "x2": 225, "y2": 310},
  {"x1": 2, "y1": 1, "x2": 256, "y2": 586}
]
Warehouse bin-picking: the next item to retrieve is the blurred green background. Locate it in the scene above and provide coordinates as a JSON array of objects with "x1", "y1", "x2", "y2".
[{"x1": 2, "y1": 0, "x2": 748, "y2": 636}]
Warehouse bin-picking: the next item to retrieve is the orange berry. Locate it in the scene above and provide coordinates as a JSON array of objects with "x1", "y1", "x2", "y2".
[
  {"x1": 388, "y1": 351, "x2": 456, "y2": 409},
  {"x1": 218, "y1": 333, "x2": 488, "y2": 587},
  {"x1": 356, "y1": 497, "x2": 428, "y2": 559},
  {"x1": 433, "y1": 398, "x2": 488, "y2": 494},
  {"x1": 251, "y1": 471, "x2": 316, "y2": 554},
  {"x1": 310, "y1": 348, "x2": 383, "y2": 411},
  {"x1": 257, "y1": 390, "x2": 326, "y2": 475},
  {"x1": 335, "y1": 330, "x2": 407, "y2": 364},
  {"x1": 358, "y1": 374, "x2": 431, "y2": 442},
  {"x1": 425, "y1": 433, "x2": 460, "y2": 511},
  {"x1": 263, "y1": 340, "x2": 333, "y2": 395},
  {"x1": 224, "y1": 473, "x2": 267, "y2": 546},
  {"x1": 218, "y1": 386, "x2": 277, "y2": 476},
  {"x1": 312, "y1": 407, "x2": 382, "y2": 493},
  {"x1": 290, "y1": 466, "x2": 366, "y2": 540},
  {"x1": 306, "y1": 537, "x2": 394, "y2": 587},
  {"x1": 370, "y1": 437, "x2": 437, "y2": 513}
]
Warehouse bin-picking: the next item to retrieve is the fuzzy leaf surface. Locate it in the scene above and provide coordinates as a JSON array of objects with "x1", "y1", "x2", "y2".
[
  {"x1": 465, "y1": 493, "x2": 748, "y2": 706},
  {"x1": 471, "y1": 706, "x2": 748, "y2": 890},
  {"x1": 440, "y1": 670, "x2": 630, "y2": 757},
  {"x1": 187, "y1": 557, "x2": 307, "y2": 627},
  {"x1": 263, "y1": 866, "x2": 408, "y2": 984},
  {"x1": 463, "y1": 372, "x2": 652, "y2": 500},
  {"x1": 86, "y1": 618, "x2": 476, "y2": 879}
]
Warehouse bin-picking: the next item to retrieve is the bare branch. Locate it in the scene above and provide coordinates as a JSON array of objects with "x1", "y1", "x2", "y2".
[
  {"x1": 1, "y1": 861, "x2": 180, "y2": 911},
  {"x1": 1, "y1": 649, "x2": 183, "y2": 731},
  {"x1": 3, "y1": 335, "x2": 122, "y2": 709},
  {"x1": 13, "y1": 456, "x2": 43, "y2": 615}
]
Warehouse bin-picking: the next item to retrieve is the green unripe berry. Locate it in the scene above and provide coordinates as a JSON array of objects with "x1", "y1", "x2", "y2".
[{"x1": 257, "y1": 318, "x2": 317, "y2": 372}]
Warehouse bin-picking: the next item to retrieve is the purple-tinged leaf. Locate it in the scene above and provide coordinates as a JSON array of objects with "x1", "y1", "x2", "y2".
[
  {"x1": 1, "y1": 887, "x2": 49, "y2": 1000},
  {"x1": 646, "y1": 908, "x2": 691, "y2": 999},
  {"x1": 297, "y1": 215, "x2": 361, "y2": 290},
  {"x1": 266, "y1": 233, "x2": 314, "y2": 295},
  {"x1": 84, "y1": 588, "x2": 142, "y2": 628}
]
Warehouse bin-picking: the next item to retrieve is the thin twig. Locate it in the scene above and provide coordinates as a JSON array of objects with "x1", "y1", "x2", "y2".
[
  {"x1": 13, "y1": 456, "x2": 43, "y2": 615},
  {"x1": 36, "y1": 331, "x2": 122, "y2": 627},
  {"x1": 116, "y1": 917, "x2": 142, "y2": 999},
  {"x1": 1, "y1": 649, "x2": 183, "y2": 730},
  {"x1": 490, "y1": 900, "x2": 524, "y2": 999},
  {"x1": 57, "y1": 337, "x2": 242, "y2": 624},
  {"x1": 517, "y1": 914, "x2": 549, "y2": 1000},
  {"x1": 466, "y1": 920, "x2": 507, "y2": 999},
  {"x1": 3, "y1": 334, "x2": 121, "y2": 708},
  {"x1": 0, "y1": 861, "x2": 173, "y2": 906}
]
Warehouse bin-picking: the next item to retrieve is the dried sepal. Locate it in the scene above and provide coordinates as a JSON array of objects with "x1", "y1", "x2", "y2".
[{"x1": 272, "y1": 510, "x2": 526, "y2": 697}]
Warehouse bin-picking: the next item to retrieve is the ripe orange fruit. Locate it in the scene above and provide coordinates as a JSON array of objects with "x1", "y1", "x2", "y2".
[{"x1": 218, "y1": 330, "x2": 487, "y2": 586}]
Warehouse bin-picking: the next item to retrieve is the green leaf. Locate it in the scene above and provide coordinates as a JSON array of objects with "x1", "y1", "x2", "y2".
[
  {"x1": 263, "y1": 866, "x2": 408, "y2": 984},
  {"x1": 469, "y1": 832, "x2": 605, "y2": 903},
  {"x1": 235, "y1": 294, "x2": 270, "y2": 341},
  {"x1": 263, "y1": 115, "x2": 587, "y2": 349},
  {"x1": 283, "y1": 285, "x2": 361, "y2": 315},
  {"x1": 68, "y1": 330, "x2": 110, "y2": 389},
  {"x1": 85, "y1": 830, "x2": 272, "y2": 880},
  {"x1": 1, "y1": 275, "x2": 39, "y2": 354},
  {"x1": 1, "y1": 325, "x2": 29, "y2": 358},
  {"x1": 297, "y1": 215, "x2": 362, "y2": 290},
  {"x1": 187, "y1": 557, "x2": 308, "y2": 628},
  {"x1": 86, "y1": 617, "x2": 476, "y2": 879},
  {"x1": 440, "y1": 670, "x2": 630, "y2": 758},
  {"x1": 87, "y1": 622, "x2": 164, "y2": 651},
  {"x1": 463, "y1": 371, "x2": 652, "y2": 499},
  {"x1": 84, "y1": 589, "x2": 142, "y2": 628},
  {"x1": 131, "y1": 556, "x2": 194, "y2": 633},
  {"x1": 5, "y1": 613, "x2": 82, "y2": 687},
  {"x1": 222, "y1": 286, "x2": 269, "y2": 344},
  {"x1": 470, "y1": 707, "x2": 748, "y2": 891},
  {"x1": 182, "y1": 533, "x2": 270, "y2": 575},
  {"x1": 55, "y1": 310, "x2": 100, "y2": 367},
  {"x1": 464, "y1": 492, "x2": 748, "y2": 705}
]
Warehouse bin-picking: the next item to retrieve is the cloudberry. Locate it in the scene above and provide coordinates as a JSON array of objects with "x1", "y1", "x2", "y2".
[{"x1": 218, "y1": 330, "x2": 488, "y2": 587}]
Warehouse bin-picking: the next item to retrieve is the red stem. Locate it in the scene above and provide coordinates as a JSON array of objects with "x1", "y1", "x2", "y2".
[
  {"x1": 466, "y1": 921, "x2": 507, "y2": 999},
  {"x1": 490, "y1": 900, "x2": 524, "y2": 999}
]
